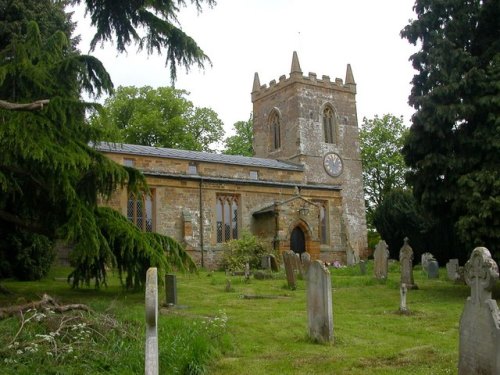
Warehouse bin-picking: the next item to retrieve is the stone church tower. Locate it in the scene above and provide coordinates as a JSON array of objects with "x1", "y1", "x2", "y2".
[{"x1": 251, "y1": 51, "x2": 367, "y2": 261}]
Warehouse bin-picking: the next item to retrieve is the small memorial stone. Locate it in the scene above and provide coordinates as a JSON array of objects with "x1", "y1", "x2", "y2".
[{"x1": 427, "y1": 260, "x2": 439, "y2": 279}]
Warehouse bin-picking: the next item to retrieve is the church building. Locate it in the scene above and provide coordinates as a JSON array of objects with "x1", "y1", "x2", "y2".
[{"x1": 97, "y1": 52, "x2": 368, "y2": 268}]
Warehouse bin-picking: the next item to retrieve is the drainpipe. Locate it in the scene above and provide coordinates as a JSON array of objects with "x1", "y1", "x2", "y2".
[{"x1": 199, "y1": 178, "x2": 204, "y2": 268}]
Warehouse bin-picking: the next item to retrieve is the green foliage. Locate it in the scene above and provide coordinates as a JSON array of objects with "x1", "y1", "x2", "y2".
[
  {"x1": 0, "y1": 231, "x2": 55, "y2": 281},
  {"x1": 372, "y1": 189, "x2": 427, "y2": 260},
  {"x1": 89, "y1": 85, "x2": 225, "y2": 152},
  {"x1": 0, "y1": 4, "x2": 194, "y2": 289},
  {"x1": 401, "y1": 0, "x2": 500, "y2": 260},
  {"x1": 70, "y1": 0, "x2": 216, "y2": 82},
  {"x1": 221, "y1": 232, "x2": 272, "y2": 271},
  {"x1": 223, "y1": 114, "x2": 254, "y2": 156},
  {"x1": 359, "y1": 114, "x2": 409, "y2": 228}
]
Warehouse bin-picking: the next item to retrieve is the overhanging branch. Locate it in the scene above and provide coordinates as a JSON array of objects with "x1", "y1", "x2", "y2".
[{"x1": 0, "y1": 99, "x2": 50, "y2": 111}]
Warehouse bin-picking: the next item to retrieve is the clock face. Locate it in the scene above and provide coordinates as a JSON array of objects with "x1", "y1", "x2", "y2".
[{"x1": 323, "y1": 152, "x2": 343, "y2": 177}]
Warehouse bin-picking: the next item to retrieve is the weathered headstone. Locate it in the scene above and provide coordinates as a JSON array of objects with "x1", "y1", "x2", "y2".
[
  {"x1": 446, "y1": 259, "x2": 459, "y2": 280},
  {"x1": 399, "y1": 283, "x2": 408, "y2": 313},
  {"x1": 145, "y1": 267, "x2": 158, "y2": 375},
  {"x1": 165, "y1": 274, "x2": 177, "y2": 305},
  {"x1": 283, "y1": 250, "x2": 298, "y2": 290},
  {"x1": 269, "y1": 254, "x2": 279, "y2": 272},
  {"x1": 301, "y1": 252, "x2": 311, "y2": 278},
  {"x1": 427, "y1": 260, "x2": 439, "y2": 279},
  {"x1": 307, "y1": 260, "x2": 334, "y2": 343},
  {"x1": 374, "y1": 240, "x2": 389, "y2": 280},
  {"x1": 359, "y1": 260, "x2": 367, "y2": 275},
  {"x1": 261, "y1": 255, "x2": 271, "y2": 270},
  {"x1": 244, "y1": 262, "x2": 250, "y2": 280},
  {"x1": 399, "y1": 237, "x2": 418, "y2": 289},
  {"x1": 458, "y1": 247, "x2": 500, "y2": 375},
  {"x1": 421, "y1": 252, "x2": 435, "y2": 273}
]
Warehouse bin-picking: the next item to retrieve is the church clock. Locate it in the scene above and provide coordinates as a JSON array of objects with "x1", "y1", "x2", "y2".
[{"x1": 323, "y1": 152, "x2": 343, "y2": 177}]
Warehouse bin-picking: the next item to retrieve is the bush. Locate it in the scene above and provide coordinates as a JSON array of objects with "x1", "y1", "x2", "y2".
[
  {"x1": 10, "y1": 232, "x2": 55, "y2": 281},
  {"x1": 221, "y1": 232, "x2": 273, "y2": 271}
]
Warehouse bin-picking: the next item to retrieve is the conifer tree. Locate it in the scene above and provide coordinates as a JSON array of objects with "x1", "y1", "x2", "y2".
[
  {"x1": 401, "y1": 0, "x2": 500, "y2": 259},
  {"x1": 0, "y1": 1, "x2": 195, "y2": 287}
]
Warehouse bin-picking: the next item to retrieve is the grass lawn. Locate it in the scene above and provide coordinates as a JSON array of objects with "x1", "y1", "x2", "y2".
[{"x1": 1, "y1": 261, "x2": 497, "y2": 374}]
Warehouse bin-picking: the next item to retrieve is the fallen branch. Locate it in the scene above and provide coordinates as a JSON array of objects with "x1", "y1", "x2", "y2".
[
  {"x1": 0, "y1": 99, "x2": 50, "y2": 111},
  {"x1": 0, "y1": 293, "x2": 90, "y2": 320}
]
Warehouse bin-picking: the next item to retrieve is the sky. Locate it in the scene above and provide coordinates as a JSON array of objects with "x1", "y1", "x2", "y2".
[{"x1": 72, "y1": 0, "x2": 418, "y2": 136}]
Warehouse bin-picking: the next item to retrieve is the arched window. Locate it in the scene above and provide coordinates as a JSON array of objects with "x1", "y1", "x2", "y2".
[
  {"x1": 216, "y1": 195, "x2": 239, "y2": 243},
  {"x1": 314, "y1": 200, "x2": 328, "y2": 244},
  {"x1": 269, "y1": 110, "x2": 281, "y2": 150},
  {"x1": 323, "y1": 106, "x2": 337, "y2": 144},
  {"x1": 127, "y1": 190, "x2": 155, "y2": 232}
]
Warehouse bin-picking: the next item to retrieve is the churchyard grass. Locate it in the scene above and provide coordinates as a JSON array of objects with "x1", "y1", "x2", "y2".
[{"x1": 1, "y1": 261, "x2": 497, "y2": 374}]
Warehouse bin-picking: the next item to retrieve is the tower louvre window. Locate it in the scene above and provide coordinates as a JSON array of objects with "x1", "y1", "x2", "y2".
[{"x1": 323, "y1": 106, "x2": 337, "y2": 144}]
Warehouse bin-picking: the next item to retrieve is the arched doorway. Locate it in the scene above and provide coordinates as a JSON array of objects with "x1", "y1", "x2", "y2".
[{"x1": 290, "y1": 226, "x2": 305, "y2": 255}]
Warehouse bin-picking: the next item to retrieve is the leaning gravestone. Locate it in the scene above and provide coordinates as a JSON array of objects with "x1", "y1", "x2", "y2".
[
  {"x1": 283, "y1": 251, "x2": 298, "y2": 290},
  {"x1": 145, "y1": 267, "x2": 159, "y2": 375},
  {"x1": 421, "y1": 252, "x2": 435, "y2": 273},
  {"x1": 458, "y1": 247, "x2": 500, "y2": 375},
  {"x1": 446, "y1": 259, "x2": 459, "y2": 280},
  {"x1": 307, "y1": 260, "x2": 334, "y2": 343},
  {"x1": 427, "y1": 260, "x2": 439, "y2": 279},
  {"x1": 374, "y1": 240, "x2": 389, "y2": 279},
  {"x1": 399, "y1": 237, "x2": 418, "y2": 289},
  {"x1": 301, "y1": 252, "x2": 311, "y2": 278}
]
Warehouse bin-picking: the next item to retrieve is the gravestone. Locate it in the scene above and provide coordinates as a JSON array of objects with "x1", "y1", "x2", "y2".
[
  {"x1": 269, "y1": 254, "x2": 279, "y2": 272},
  {"x1": 399, "y1": 237, "x2": 418, "y2": 289},
  {"x1": 244, "y1": 262, "x2": 250, "y2": 280},
  {"x1": 283, "y1": 251, "x2": 298, "y2": 290},
  {"x1": 307, "y1": 260, "x2": 334, "y2": 343},
  {"x1": 359, "y1": 260, "x2": 367, "y2": 275},
  {"x1": 458, "y1": 247, "x2": 500, "y2": 375},
  {"x1": 421, "y1": 252, "x2": 435, "y2": 273},
  {"x1": 261, "y1": 255, "x2": 271, "y2": 270},
  {"x1": 446, "y1": 259, "x2": 459, "y2": 280},
  {"x1": 301, "y1": 252, "x2": 311, "y2": 278},
  {"x1": 427, "y1": 260, "x2": 439, "y2": 279},
  {"x1": 399, "y1": 283, "x2": 408, "y2": 313},
  {"x1": 145, "y1": 267, "x2": 159, "y2": 375},
  {"x1": 374, "y1": 240, "x2": 389, "y2": 280},
  {"x1": 165, "y1": 274, "x2": 177, "y2": 305}
]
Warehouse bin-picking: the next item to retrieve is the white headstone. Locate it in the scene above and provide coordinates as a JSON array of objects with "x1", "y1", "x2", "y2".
[
  {"x1": 399, "y1": 283, "x2": 408, "y2": 313},
  {"x1": 307, "y1": 260, "x2": 334, "y2": 343},
  {"x1": 421, "y1": 252, "x2": 435, "y2": 273},
  {"x1": 458, "y1": 247, "x2": 500, "y2": 375}
]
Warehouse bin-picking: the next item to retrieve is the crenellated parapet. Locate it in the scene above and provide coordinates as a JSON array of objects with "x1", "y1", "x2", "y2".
[{"x1": 251, "y1": 51, "x2": 356, "y2": 103}]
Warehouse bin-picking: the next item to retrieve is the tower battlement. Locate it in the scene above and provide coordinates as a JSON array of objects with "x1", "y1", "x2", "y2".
[{"x1": 251, "y1": 51, "x2": 356, "y2": 102}]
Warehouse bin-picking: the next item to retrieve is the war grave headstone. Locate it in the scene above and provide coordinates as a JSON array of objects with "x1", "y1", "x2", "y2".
[
  {"x1": 145, "y1": 267, "x2": 159, "y2": 375},
  {"x1": 458, "y1": 247, "x2": 500, "y2": 375},
  {"x1": 307, "y1": 260, "x2": 334, "y2": 343},
  {"x1": 427, "y1": 260, "x2": 439, "y2": 279},
  {"x1": 374, "y1": 240, "x2": 389, "y2": 279}
]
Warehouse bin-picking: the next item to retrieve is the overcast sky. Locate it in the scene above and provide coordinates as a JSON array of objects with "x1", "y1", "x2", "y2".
[{"x1": 73, "y1": 0, "x2": 418, "y2": 135}]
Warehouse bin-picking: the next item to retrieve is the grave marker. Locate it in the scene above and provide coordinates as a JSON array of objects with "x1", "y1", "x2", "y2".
[
  {"x1": 374, "y1": 240, "x2": 389, "y2": 279},
  {"x1": 145, "y1": 268, "x2": 158, "y2": 375},
  {"x1": 427, "y1": 260, "x2": 439, "y2": 279},
  {"x1": 307, "y1": 260, "x2": 334, "y2": 343},
  {"x1": 399, "y1": 237, "x2": 418, "y2": 289},
  {"x1": 458, "y1": 247, "x2": 500, "y2": 375},
  {"x1": 446, "y1": 259, "x2": 459, "y2": 280},
  {"x1": 165, "y1": 274, "x2": 177, "y2": 305},
  {"x1": 283, "y1": 251, "x2": 298, "y2": 290}
]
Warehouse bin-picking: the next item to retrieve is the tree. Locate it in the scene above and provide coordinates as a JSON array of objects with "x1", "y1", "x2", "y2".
[
  {"x1": 401, "y1": 0, "x2": 500, "y2": 260},
  {"x1": 71, "y1": 0, "x2": 215, "y2": 82},
  {"x1": 359, "y1": 114, "x2": 409, "y2": 227},
  {"x1": 89, "y1": 85, "x2": 225, "y2": 152},
  {"x1": 0, "y1": 1, "x2": 195, "y2": 287},
  {"x1": 223, "y1": 115, "x2": 254, "y2": 156}
]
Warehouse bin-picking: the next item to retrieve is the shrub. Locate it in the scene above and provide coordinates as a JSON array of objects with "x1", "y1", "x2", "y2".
[{"x1": 221, "y1": 232, "x2": 272, "y2": 271}]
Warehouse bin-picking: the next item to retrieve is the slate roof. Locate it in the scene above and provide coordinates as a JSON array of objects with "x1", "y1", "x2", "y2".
[{"x1": 94, "y1": 142, "x2": 304, "y2": 171}]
